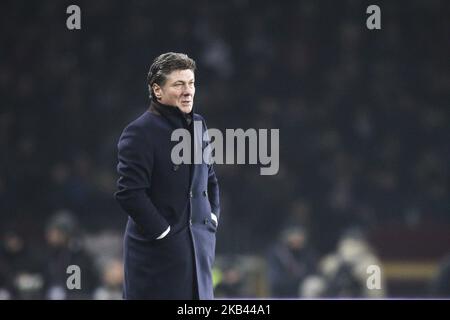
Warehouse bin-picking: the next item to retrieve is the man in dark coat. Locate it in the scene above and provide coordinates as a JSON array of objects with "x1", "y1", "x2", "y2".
[{"x1": 115, "y1": 52, "x2": 220, "y2": 299}]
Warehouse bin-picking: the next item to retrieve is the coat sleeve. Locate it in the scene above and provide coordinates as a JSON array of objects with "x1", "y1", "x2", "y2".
[{"x1": 114, "y1": 123, "x2": 169, "y2": 239}]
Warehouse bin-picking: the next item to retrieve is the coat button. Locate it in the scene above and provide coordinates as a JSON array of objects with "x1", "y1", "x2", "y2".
[
  {"x1": 202, "y1": 190, "x2": 208, "y2": 197},
  {"x1": 173, "y1": 164, "x2": 180, "y2": 171},
  {"x1": 189, "y1": 219, "x2": 192, "y2": 226},
  {"x1": 189, "y1": 191, "x2": 193, "y2": 198},
  {"x1": 204, "y1": 218, "x2": 209, "y2": 225}
]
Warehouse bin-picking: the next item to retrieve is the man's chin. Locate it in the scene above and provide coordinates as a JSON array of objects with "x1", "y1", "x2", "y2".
[{"x1": 178, "y1": 104, "x2": 193, "y2": 113}]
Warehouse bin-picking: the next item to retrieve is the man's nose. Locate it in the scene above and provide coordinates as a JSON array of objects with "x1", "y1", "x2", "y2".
[{"x1": 182, "y1": 87, "x2": 193, "y2": 96}]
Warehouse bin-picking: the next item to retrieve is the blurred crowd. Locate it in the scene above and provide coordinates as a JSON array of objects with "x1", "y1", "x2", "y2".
[
  {"x1": 0, "y1": 210, "x2": 123, "y2": 299},
  {"x1": 0, "y1": 0, "x2": 449, "y2": 298}
]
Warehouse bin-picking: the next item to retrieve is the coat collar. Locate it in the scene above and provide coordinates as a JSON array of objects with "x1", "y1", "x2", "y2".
[{"x1": 148, "y1": 100, "x2": 193, "y2": 128}]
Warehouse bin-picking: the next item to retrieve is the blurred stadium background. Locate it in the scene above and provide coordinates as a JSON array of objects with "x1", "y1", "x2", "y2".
[{"x1": 0, "y1": 0, "x2": 449, "y2": 299}]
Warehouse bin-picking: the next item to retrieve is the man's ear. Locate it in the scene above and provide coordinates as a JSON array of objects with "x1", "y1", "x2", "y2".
[{"x1": 152, "y1": 84, "x2": 162, "y2": 99}]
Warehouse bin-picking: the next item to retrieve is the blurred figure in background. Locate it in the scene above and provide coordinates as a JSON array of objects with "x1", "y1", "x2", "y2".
[
  {"x1": 41, "y1": 210, "x2": 99, "y2": 299},
  {"x1": 430, "y1": 254, "x2": 450, "y2": 297},
  {"x1": 301, "y1": 228, "x2": 385, "y2": 298},
  {"x1": 0, "y1": 230, "x2": 44, "y2": 299},
  {"x1": 93, "y1": 258, "x2": 123, "y2": 300},
  {"x1": 214, "y1": 260, "x2": 245, "y2": 298},
  {"x1": 267, "y1": 226, "x2": 317, "y2": 297}
]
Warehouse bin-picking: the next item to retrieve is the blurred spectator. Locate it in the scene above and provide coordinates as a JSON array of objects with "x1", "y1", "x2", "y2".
[
  {"x1": 307, "y1": 228, "x2": 385, "y2": 298},
  {"x1": 214, "y1": 261, "x2": 245, "y2": 298},
  {"x1": 40, "y1": 210, "x2": 99, "y2": 299},
  {"x1": 93, "y1": 258, "x2": 123, "y2": 300},
  {"x1": 430, "y1": 254, "x2": 450, "y2": 297},
  {"x1": 267, "y1": 226, "x2": 317, "y2": 297},
  {"x1": 0, "y1": 231, "x2": 44, "y2": 299}
]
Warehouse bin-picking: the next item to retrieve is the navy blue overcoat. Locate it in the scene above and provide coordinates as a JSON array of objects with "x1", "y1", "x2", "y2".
[{"x1": 115, "y1": 100, "x2": 220, "y2": 299}]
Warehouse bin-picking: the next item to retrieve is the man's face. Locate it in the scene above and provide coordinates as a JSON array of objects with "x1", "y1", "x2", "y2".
[{"x1": 153, "y1": 69, "x2": 195, "y2": 113}]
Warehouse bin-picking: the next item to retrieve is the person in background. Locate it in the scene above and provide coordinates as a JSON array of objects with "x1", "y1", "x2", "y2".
[
  {"x1": 430, "y1": 254, "x2": 450, "y2": 297},
  {"x1": 93, "y1": 258, "x2": 123, "y2": 300},
  {"x1": 41, "y1": 210, "x2": 99, "y2": 299},
  {"x1": 267, "y1": 226, "x2": 317, "y2": 297},
  {"x1": 0, "y1": 230, "x2": 44, "y2": 299}
]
